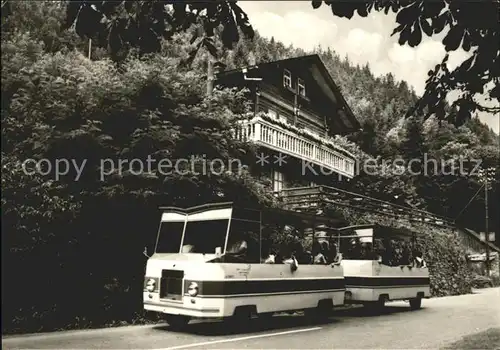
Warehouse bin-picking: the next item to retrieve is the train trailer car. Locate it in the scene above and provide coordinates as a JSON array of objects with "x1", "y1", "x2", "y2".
[{"x1": 335, "y1": 224, "x2": 430, "y2": 310}]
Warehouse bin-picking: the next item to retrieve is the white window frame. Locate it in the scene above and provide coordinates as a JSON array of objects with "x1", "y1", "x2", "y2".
[
  {"x1": 298, "y1": 77, "x2": 306, "y2": 96},
  {"x1": 283, "y1": 69, "x2": 292, "y2": 89},
  {"x1": 272, "y1": 170, "x2": 284, "y2": 192}
]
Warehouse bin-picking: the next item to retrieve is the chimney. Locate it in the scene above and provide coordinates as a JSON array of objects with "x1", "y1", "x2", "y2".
[{"x1": 213, "y1": 61, "x2": 226, "y2": 75}]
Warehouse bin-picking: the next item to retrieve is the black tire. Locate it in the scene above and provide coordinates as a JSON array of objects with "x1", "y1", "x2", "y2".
[
  {"x1": 409, "y1": 297, "x2": 422, "y2": 310},
  {"x1": 304, "y1": 307, "x2": 330, "y2": 324},
  {"x1": 304, "y1": 308, "x2": 319, "y2": 323},
  {"x1": 365, "y1": 297, "x2": 386, "y2": 313},
  {"x1": 164, "y1": 314, "x2": 190, "y2": 329},
  {"x1": 226, "y1": 307, "x2": 254, "y2": 331}
]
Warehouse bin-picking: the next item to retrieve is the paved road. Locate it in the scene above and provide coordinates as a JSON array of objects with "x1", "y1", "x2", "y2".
[{"x1": 3, "y1": 288, "x2": 500, "y2": 349}]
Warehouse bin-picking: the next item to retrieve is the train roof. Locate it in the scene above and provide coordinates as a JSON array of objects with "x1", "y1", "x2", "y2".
[
  {"x1": 158, "y1": 202, "x2": 348, "y2": 227},
  {"x1": 157, "y1": 203, "x2": 417, "y2": 240},
  {"x1": 159, "y1": 202, "x2": 234, "y2": 214}
]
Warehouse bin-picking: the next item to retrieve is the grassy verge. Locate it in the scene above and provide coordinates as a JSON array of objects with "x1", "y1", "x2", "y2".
[{"x1": 441, "y1": 328, "x2": 500, "y2": 349}]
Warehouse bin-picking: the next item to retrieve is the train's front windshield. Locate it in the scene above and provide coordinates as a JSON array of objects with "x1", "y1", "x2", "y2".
[
  {"x1": 181, "y1": 219, "x2": 228, "y2": 254},
  {"x1": 155, "y1": 207, "x2": 231, "y2": 254},
  {"x1": 156, "y1": 220, "x2": 185, "y2": 253}
]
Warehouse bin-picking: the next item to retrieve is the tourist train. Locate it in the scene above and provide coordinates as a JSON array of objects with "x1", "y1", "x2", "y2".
[{"x1": 143, "y1": 202, "x2": 430, "y2": 328}]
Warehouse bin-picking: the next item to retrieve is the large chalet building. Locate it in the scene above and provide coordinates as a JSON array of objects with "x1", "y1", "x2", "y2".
[
  {"x1": 213, "y1": 54, "x2": 500, "y2": 273},
  {"x1": 214, "y1": 54, "x2": 361, "y2": 194}
]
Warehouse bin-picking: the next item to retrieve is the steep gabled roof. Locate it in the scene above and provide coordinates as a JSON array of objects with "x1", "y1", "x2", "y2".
[{"x1": 216, "y1": 54, "x2": 361, "y2": 133}]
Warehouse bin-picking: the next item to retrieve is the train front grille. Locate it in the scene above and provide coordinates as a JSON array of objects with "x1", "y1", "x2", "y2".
[{"x1": 159, "y1": 269, "x2": 184, "y2": 301}]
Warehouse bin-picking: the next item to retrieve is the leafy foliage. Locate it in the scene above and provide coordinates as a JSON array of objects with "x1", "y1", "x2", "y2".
[
  {"x1": 1, "y1": 20, "x2": 273, "y2": 333},
  {"x1": 1, "y1": 1, "x2": 84, "y2": 53},
  {"x1": 63, "y1": 1, "x2": 254, "y2": 61},
  {"x1": 314, "y1": 0, "x2": 500, "y2": 126}
]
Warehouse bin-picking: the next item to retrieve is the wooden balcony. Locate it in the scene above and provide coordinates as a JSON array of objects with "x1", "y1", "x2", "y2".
[
  {"x1": 279, "y1": 185, "x2": 456, "y2": 229},
  {"x1": 234, "y1": 116, "x2": 356, "y2": 178}
]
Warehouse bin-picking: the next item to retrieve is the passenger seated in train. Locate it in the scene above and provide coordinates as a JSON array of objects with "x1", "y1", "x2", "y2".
[
  {"x1": 218, "y1": 231, "x2": 255, "y2": 263},
  {"x1": 263, "y1": 248, "x2": 277, "y2": 264},
  {"x1": 289, "y1": 241, "x2": 299, "y2": 257},
  {"x1": 263, "y1": 254, "x2": 276, "y2": 264},
  {"x1": 399, "y1": 243, "x2": 411, "y2": 265},
  {"x1": 414, "y1": 256, "x2": 427, "y2": 268},
  {"x1": 359, "y1": 242, "x2": 371, "y2": 260},
  {"x1": 274, "y1": 245, "x2": 288, "y2": 264},
  {"x1": 328, "y1": 242, "x2": 338, "y2": 262},
  {"x1": 302, "y1": 248, "x2": 313, "y2": 264},
  {"x1": 322, "y1": 241, "x2": 334, "y2": 263},
  {"x1": 312, "y1": 241, "x2": 327, "y2": 264},
  {"x1": 227, "y1": 236, "x2": 248, "y2": 256},
  {"x1": 272, "y1": 249, "x2": 284, "y2": 264},
  {"x1": 277, "y1": 244, "x2": 297, "y2": 266},
  {"x1": 360, "y1": 242, "x2": 381, "y2": 261},
  {"x1": 345, "y1": 238, "x2": 362, "y2": 259},
  {"x1": 293, "y1": 241, "x2": 313, "y2": 264},
  {"x1": 412, "y1": 250, "x2": 427, "y2": 268},
  {"x1": 372, "y1": 239, "x2": 384, "y2": 263},
  {"x1": 283, "y1": 253, "x2": 299, "y2": 272},
  {"x1": 321, "y1": 241, "x2": 330, "y2": 256},
  {"x1": 381, "y1": 239, "x2": 394, "y2": 265},
  {"x1": 329, "y1": 243, "x2": 343, "y2": 263}
]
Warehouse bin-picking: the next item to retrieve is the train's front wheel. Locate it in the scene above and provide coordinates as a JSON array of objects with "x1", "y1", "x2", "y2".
[
  {"x1": 304, "y1": 301, "x2": 333, "y2": 324},
  {"x1": 409, "y1": 297, "x2": 422, "y2": 310},
  {"x1": 164, "y1": 314, "x2": 190, "y2": 329}
]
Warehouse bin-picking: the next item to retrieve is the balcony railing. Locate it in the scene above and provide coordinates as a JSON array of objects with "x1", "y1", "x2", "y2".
[
  {"x1": 279, "y1": 185, "x2": 456, "y2": 229},
  {"x1": 234, "y1": 116, "x2": 355, "y2": 178}
]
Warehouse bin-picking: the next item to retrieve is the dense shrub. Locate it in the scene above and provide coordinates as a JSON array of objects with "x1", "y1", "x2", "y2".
[{"x1": 1, "y1": 34, "x2": 276, "y2": 334}]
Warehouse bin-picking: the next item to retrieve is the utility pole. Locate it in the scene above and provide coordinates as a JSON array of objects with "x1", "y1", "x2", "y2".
[
  {"x1": 455, "y1": 167, "x2": 495, "y2": 276},
  {"x1": 485, "y1": 173, "x2": 490, "y2": 276},
  {"x1": 88, "y1": 39, "x2": 92, "y2": 59}
]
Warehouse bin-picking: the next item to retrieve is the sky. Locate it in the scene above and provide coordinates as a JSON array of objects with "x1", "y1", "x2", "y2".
[{"x1": 238, "y1": 1, "x2": 499, "y2": 134}]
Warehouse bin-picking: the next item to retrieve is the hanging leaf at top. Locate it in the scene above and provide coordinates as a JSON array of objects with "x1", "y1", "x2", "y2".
[
  {"x1": 64, "y1": 1, "x2": 255, "y2": 61},
  {"x1": 320, "y1": 0, "x2": 500, "y2": 126}
]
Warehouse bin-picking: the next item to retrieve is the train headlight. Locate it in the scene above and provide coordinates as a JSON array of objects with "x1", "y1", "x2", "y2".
[
  {"x1": 187, "y1": 282, "x2": 199, "y2": 297},
  {"x1": 146, "y1": 278, "x2": 156, "y2": 292}
]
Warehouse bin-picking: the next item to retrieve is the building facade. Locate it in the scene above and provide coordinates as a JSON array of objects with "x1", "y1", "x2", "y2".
[
  {"x1": 214, "y1": 55, "x2": 500, "y2": 271},
  {"x1": 215, "y1": 55, "x2": 361, "y2": 194}
]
